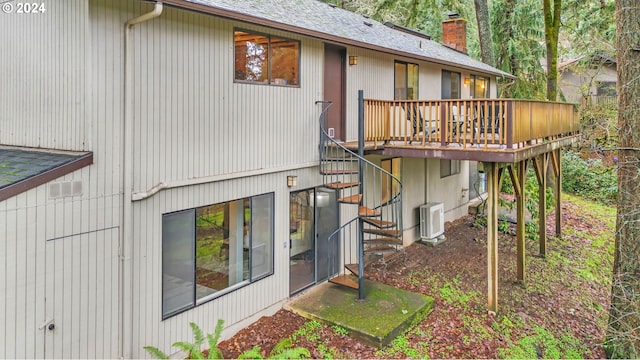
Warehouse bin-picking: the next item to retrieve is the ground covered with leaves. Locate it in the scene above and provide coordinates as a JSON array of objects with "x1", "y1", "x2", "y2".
[{"x1": 218, "y1": 194, "x2": 615, "y2": 359}]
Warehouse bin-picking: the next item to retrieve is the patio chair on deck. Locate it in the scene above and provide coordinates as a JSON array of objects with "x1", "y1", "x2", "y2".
[
  {"x1": 472, "y1": 103, "x2": 504, "y2": 142},
  {"x1": 402, "y1": 102, "x2": 438, "y2": 140}
]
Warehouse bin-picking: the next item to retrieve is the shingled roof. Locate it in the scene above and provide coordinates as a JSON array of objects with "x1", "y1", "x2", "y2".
[{"x1": 163, "y1": 0, "x2": 514, "y2": 79}]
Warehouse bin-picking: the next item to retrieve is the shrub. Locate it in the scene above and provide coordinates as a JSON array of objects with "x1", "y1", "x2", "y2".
[{"x1": 561, "y1": 150, "x2": 617, "y2": 205}]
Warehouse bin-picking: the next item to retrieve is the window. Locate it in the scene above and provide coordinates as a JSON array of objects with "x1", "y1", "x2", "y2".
[
  {"x1": 162, "y1": 193, "x2": 274, "y2": 319},
  {"x1": 596, "y1": 81, "x2": 616, "y2": 96},
  {"x1": 381, "y1": 158, "x2": 401, "y2": 204},
  {"x1": 470, "y1": 75, "x2": 489, "y2": 98},
  {"x1": 440, "y1": 159, "x2": 460, "y2": 178},
  {"x1": 395, "y1": 61, "x2": 419, "y2": 100},
  {"x1": 234, "y1": 29, "x2": 300, "y2": 86},
  {"x1": 441, "y1": 70, "x2": 461, "y2": 99}
]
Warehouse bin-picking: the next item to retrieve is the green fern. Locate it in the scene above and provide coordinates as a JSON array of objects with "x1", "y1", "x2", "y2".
[
  {"x1": 144, "y1": 319, "x2": 226, "y2": 359},
  {"x1": 238, "y1": 345, "x2": 264, "y2": 359},
  {"x1": 271, "y1": 347, "x2": 310, "y2": 359},
  {"x1": 207, "y1": 319, "x2": 225, "y2": 359},
  {"x1": 269, "y1": 338, "x2": 293, "y2": 356},
  {"x1": 172, "y1": 341, "x2": 204, "y2": 359},
  {"x1": 143, "y1": 346, "x2": 170, "y2": 359}
]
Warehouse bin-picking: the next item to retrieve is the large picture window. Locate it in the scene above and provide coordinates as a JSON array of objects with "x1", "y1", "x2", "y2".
[
  {"x1": 234, "y1": 29, "x2": 300, "y2": 86},
  {"x1": 162, "y1": 193, "x2": 274, "y2": 319}
]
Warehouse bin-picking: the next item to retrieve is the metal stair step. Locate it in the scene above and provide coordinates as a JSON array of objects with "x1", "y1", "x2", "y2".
[
  {"x1": 364, "y1": 245, "x2": 397, "y2": 255},
  {"x1": 320, "y1": 169, "x2": 358, "y2": 175},
  {"x1": 325, "y1": 182, "x2": 360, "y2": 190},
  {"x1": 363, "y1": 228, "x2": 401, "y2": 237},
  {"x1": 362, "y1": 218, "x2": 396, "y2": 229},
  {"x1": 339, "y1": 194, "x2": 362, "y2": 204},
  {"x1": 364, "y1": 237, "x2": 403, "y2": 246},
  {"x1": 328, "y1": 275, "x2": 359, "y2": 289},
  {"x1": 345, "y1": 263, "x2": 359, "y2": 276},
  {"x1": 359, "y1": 206, "x2": 381, "y2": 217}
]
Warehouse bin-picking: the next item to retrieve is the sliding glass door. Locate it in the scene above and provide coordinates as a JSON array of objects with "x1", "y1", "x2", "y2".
[{"x1": 289, "y1": 188, "x2": 339, "y2": 295}]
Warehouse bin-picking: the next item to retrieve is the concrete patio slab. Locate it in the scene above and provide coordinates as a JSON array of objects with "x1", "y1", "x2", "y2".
[{"x1": 285, "y1": 279, "x2": 434, "y2": 348}]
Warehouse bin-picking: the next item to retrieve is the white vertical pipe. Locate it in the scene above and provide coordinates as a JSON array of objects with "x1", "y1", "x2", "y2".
[{"x1": 121, "y1": 3, "x2": 163, "y2": 358}]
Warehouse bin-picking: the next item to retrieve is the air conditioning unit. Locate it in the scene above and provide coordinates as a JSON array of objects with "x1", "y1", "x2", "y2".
[{"x1": 420, "y1": 202, "x2": 445, "y2": 245}]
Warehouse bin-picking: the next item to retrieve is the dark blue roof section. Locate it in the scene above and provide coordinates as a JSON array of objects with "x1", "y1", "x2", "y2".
[
  {"x1": 0, "y1": 148, "x2": 84, "y2": 189},
  {"x1": 183, "y1": 0, "x2": 513, "y2": 78}
]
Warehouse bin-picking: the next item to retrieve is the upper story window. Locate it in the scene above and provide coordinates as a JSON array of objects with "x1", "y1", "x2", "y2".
[
  {"x1": 470, "y1": 75, "x2": 490, "y2": 98},
  {"x1": 234, "y1": 29, "x2": 300, "y2": 86},
  {"x1": 395, "y1": 61, "x2": 419, "y2": 100},
  {"x1": 442, "y1": 70, "x2": 461, "y2": 99}
]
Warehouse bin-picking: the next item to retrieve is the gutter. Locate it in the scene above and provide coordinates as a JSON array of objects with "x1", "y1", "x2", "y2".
[{"x1": 121, "y1": 2, "x2": 163, "y2": 358}]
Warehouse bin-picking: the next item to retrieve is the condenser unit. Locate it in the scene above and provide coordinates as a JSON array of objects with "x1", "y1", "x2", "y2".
[{"x1": 420, "y1": 202, "x2": 445, "y2": 244}]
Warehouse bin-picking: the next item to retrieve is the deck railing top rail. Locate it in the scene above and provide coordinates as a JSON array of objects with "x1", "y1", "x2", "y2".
[{"x1": 363, "y1": 98, "x2": 580, "y2": 150}]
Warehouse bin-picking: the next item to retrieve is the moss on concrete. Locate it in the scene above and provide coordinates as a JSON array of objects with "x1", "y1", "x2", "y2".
[{"x1": 286, "y1": 279, "x2": 434, "y2": 348}]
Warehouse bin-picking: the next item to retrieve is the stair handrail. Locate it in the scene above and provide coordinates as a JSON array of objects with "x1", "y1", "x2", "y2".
[
  {"x1": 316, "y1": 102, "x2": 403, "y2": 221},
  {"x1": 316, "y1": 99, "x2": 403, "y2": 299}
]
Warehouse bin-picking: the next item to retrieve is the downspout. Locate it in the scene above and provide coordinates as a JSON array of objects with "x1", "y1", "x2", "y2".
[{"x1": 121, "y1": 2, "x2": 163, "y2": 359}]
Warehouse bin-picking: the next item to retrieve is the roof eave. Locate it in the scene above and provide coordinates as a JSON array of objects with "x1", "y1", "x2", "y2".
[{"x1": 161, "y1": 0, "x2": 515, "y2": 79}]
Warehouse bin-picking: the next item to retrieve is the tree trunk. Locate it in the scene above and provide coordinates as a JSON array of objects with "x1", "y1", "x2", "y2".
[
  {"x1": 473, "y1": 0, "x2": 495, "y2": 67},
  {"x1": 606, "y1": 1, "x2": 640, "y2": 358},
  {"x1": 543, "y1": 0, "x2": 561, "y2": 101}
]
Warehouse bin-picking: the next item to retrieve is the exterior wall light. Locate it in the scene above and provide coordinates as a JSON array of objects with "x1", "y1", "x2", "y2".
[
  {"x1": 349, "y1": 55, "x2": 358, "y2": 65},
  {"x1": 287, "y1": 175, "x2": 297, "y2": 187},
  {"x1": 464, "y1": 77, "x2": 470, "y2": 85}
]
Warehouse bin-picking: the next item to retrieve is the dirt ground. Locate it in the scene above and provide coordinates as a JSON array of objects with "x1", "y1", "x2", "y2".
[{"x1": 218, "y1": 200, "x2": 612, "y2": 359}]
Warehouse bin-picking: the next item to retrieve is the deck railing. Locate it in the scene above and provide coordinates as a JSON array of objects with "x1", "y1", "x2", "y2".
[{"x1": 364, "y1": 99, "x2": 580, "y2": 150}]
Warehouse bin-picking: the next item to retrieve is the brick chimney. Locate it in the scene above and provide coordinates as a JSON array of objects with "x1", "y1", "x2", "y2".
[{"x1": 442, "y1": 13, "x2": 467, "y2": 53}]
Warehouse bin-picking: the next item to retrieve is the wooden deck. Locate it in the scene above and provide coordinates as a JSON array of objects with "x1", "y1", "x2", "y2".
[{"x1": 356, "y1": 98, "x2": 580, "y2": 162}]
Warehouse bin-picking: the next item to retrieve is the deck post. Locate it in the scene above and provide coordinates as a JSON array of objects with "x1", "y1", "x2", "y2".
[
  {"x1": 551, "y1": 149, "x2": 562, "y2": 236},
  {"x1": 357, "y1": 90, "x2": 365, "y2": 300},
  {"x1": 533, "y1": 154, "x2": 548, "y2": 257},
  {"x1": 486, "y1": 162, "x2": 500, "y2": 313},
  {"x1": 508, "y1": 160, "x2": 527, "y2": 283}
]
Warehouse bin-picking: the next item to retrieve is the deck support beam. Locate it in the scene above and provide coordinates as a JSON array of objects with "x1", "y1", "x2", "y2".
[
  {"x1": 508, "y1": 160, "x2": 528, "y2": 283},
  {"x1": 486, "y1": 162, "x2": 501, "y2": 313},
  {"x1": 532, "y1": 154, "x2": 549, "y2": 257},
  {"x1": 551, "y1": 149, "x2": 562, "y2": 236}
]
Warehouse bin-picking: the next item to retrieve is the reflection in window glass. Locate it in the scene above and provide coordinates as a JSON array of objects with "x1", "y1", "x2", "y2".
[
  {"x1": 195, "y1": 200, "x2": 250, "y2": 300},
  {"x1": 394, "y1": 61, "x2": 419, "y2": 100},
  {"x1": 381, "y1": 158, "x2": 401, "y2": 204},
  {"x1": 234, "y1": 30, "x2": 299, "y2": 86},
  {"x1": 450, "y1": 72, "x2": 461, "y2": 99},
  {"x1": 162, "y1": 210, "x2": 195, "y2": 317},
  {"x1": 470, "y1": 75, "x2": 489, "y2": 98}
]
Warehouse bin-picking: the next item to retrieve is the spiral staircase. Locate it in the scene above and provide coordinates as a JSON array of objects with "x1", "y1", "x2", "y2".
[{"x1": 317, "y1": 100, "x2": 404, "y2": 299}]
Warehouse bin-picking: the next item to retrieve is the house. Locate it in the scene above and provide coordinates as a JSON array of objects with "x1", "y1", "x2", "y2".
[
  {"x1": 558, "y1": 54, "x2": 617, "y2": 106},
  {"x1": 0, "y1": 0, "x2": 579, "y2": 358}
]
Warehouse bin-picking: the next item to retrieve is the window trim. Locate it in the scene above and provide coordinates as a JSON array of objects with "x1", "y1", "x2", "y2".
[
  {"x1": 233, "y1": 28, "x2": 301, "y2": 87},
  {"x1": 161, "y1": 192, "x2": 275, "y2": 320}
]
